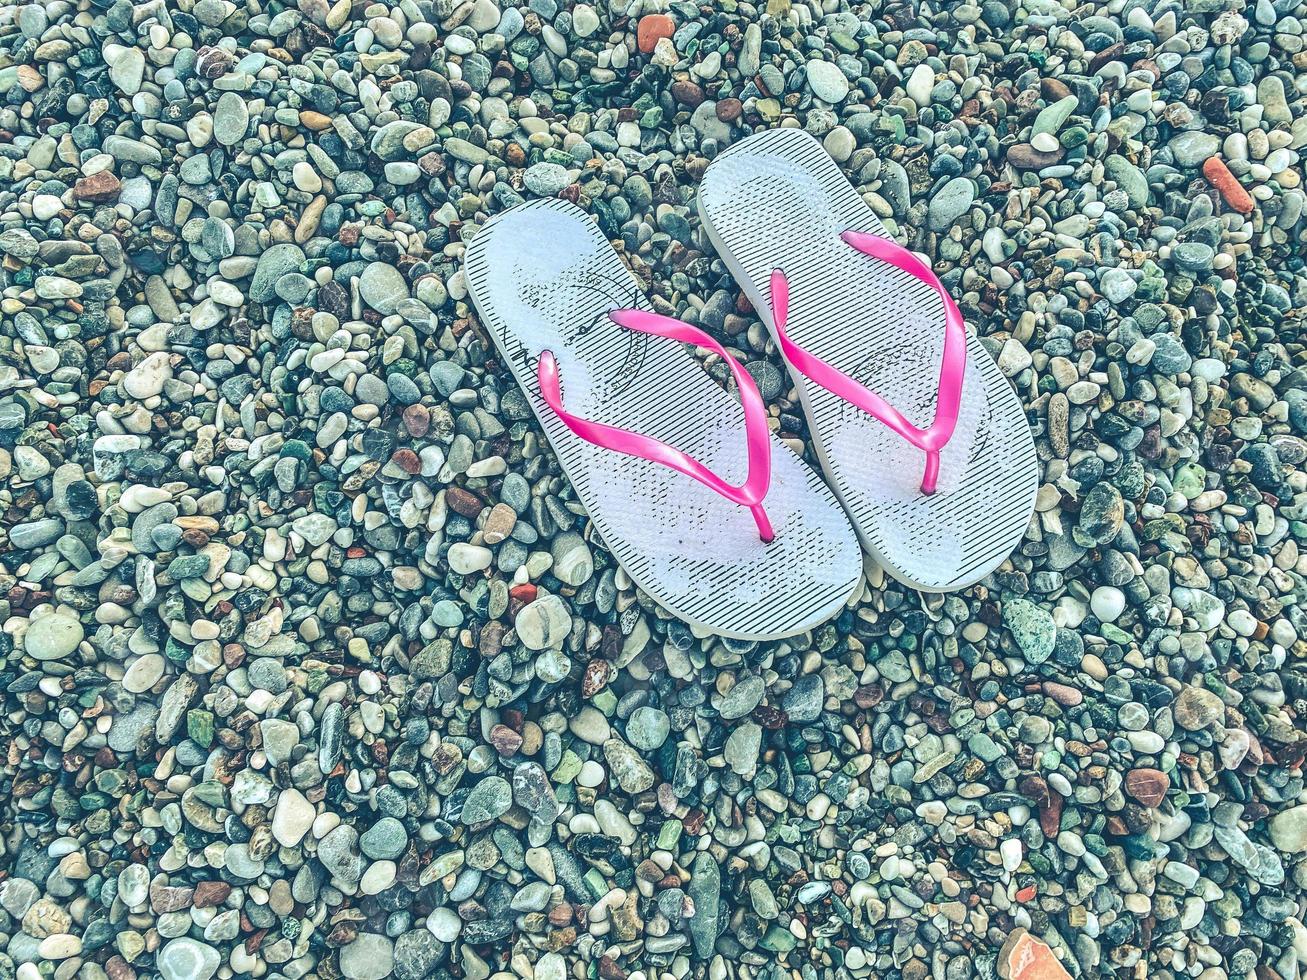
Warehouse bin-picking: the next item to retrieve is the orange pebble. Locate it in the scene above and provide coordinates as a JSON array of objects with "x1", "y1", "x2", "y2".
[
  {"x1": 999, "y1": 928, "x2": 1073, "y2": 980},
  {"x1": 637, "y1": 13, "x2": 675, "y2": 54},
  {"x1": 1014, "y1": 884, "x2": 1038, "y2": 903},
  {"x1": 1202, "y1": 156, "x2": 1254, "y2": 214}
]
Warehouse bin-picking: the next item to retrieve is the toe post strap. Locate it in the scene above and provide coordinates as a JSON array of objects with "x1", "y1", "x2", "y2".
[
  {"x1": 536, "y1": 309, "x2": 776, "y2": 542},
  {"x1": 768, "y1": 231, "x2": 968, "y2": 495}
]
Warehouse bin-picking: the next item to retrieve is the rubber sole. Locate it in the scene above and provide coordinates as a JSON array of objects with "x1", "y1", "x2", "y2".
[
  {"x1": 465, "y1": 199, "x2": 863, "y2": 638},
  {"x1": 699, "y1": 129, "x2": 1039, "y2": 592}
]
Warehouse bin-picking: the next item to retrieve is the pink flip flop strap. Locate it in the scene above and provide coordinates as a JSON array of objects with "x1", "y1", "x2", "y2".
[
  {"x1": 769, "y1": 230, "x2": 967, "y2": 494},
  {"x1": 536, "y1": 308, "x2": 775, "y2": 541}
]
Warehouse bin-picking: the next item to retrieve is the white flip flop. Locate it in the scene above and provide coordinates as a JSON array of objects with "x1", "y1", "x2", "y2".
[
  {"x1": 464, "y1": 199, "x2": 863, "y2": 640},
  {"x1": 698, "y1": 128, "x2": 1039, "y2": 592}
]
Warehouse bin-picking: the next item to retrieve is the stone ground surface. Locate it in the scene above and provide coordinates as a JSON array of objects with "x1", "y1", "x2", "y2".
[{"x1": 1, "y1": 0, "x2": 1307, "y2": 979}]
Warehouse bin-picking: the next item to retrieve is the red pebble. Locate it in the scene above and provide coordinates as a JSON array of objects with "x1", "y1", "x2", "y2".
[
  {"x1": 637, "y1": 14, "x2": 675, "y2": 54},
  {"x1": 390, "y1": 448, "x2": 420, "y2": 474},
  {"x1": 1202, "y1": 156, "x2": 1254, "y2": 214},
  {"x1": 402, "y1": 404, "x2": 430, "y2": 437},
  {"x1": 510, "y1": 583, "x2": 538, "y2": 603},
  {"x1": 1015, "y1": 884, "x2": 1037, "y2": 903},
  {"x1": 73, "y1": 171, "x2": 121, "y2": 202},
  {"x1": 1124, "y1": 767, "x2": 1169, "y2": 808}
]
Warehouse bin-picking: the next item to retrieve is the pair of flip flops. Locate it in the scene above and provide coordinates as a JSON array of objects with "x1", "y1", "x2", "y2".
[{"x1": 465, "y1": 129, "x2": 1039, "y2": 641}]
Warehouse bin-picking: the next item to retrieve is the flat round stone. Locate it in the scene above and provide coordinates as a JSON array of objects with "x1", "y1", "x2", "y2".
[
  {"x1": 157, "y1": 938, "x2": 220, "y2": 980},
  {"x1": 359, "y1": 262, "x2": 408, "y2": 314},
  {"x1": 213, "y1": 91, "x2": 249, "y2": 146},
  {"x1": 806, "y1": 60, "x2": 849, "y2": 103},
  {"x1": 24, "y1": 614, "x2": 83, "y2": 661}
]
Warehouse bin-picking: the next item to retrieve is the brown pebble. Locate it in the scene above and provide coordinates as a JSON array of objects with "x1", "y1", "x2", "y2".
[
  {"x1": 548, "y1": 904, "x2": 575, "y2": 926},
  {"x1": 73, "y1": 171, "x2": 121, "y2": 202},
  {"x1": 669, "y1": 80, "x2": 704, "y2": 107},
  {"x1": 636, "y1": 859, "x2": 663, "y2": 881},
  {"x1": 432, "y1": 742, "x2": 463, "y2": 775},
  {"x1": 390, "y1": 448, "x2": 421, "y2": 474},
  {"x1": 482, "y1": 503, "x2": 517, "y2": 544},
  {"x1": 222, "y1": 643, "x2": 246, "y2": 668},
  {"x1": 150, "y1": 883, "x2": 194, "y2": 914},
  {"x1": 445, "y1": 487, "x2": 485, "y2": 518},
  {"x1": 418, "y1": 152, "x2": 446, "y2": 177},
  {"x1": 683, "y1": 157, "x2": 709, "y2": 182},
  {"x1": 489, "y1": 724, "x2": 523, "y2": 757},
  {"x1": 1041, "y1": 681, "x2": 1083, "y2": 706},
  {"x1": 1040, "y1": 78, "x2": 1072, "y2": 101},
  {"x1": 1088, "y1": 42, "x2": 1124, "y2": 74},
  {"x1": 193, "y1": 882, "x2": 232, "y2": 907},
  {"x1": 299, "y1": 110, "x2": 334, "y2": 130},
  {"x1": 402, "y1": 404, "x2": 430, "y2": 437},
  {"x1": 1006, "y1": 143, "x2": 1065, "y2": 170},
  {"x1": 181, "y1": 529, "x2": 210, "y2": 548},
  {"x1": 479, "y1": 621, "x2": 505, "y2": 658},
  {"x1": 854, "y1": 683, "x2": 884, "y2": 709},
  {"x1": 1124, "y1": 767, "x2": 1169, "y2": 808},
  {"x1": 581, "y1": 659, "x2": 611, "y2": 698},
  {"x1": 1039, "y1": 792, "x2": 1063, "y2": 838},
  {"x1": 547, "y1": 926, "x2": 577, "y2": 950}
]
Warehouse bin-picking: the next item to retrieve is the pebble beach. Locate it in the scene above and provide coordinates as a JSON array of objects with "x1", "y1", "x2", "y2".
[{"x1": 1, "y1": 0, "x2": 1306, "y2": 978}]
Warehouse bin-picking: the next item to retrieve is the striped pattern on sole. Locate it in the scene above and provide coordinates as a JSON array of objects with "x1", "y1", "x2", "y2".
[
  {"x1": 699, "y1": 128, "x2": 1039, "y2": 592},
  {"x1": 464, "y1": 199, "x2": 863, "y2": 639}
]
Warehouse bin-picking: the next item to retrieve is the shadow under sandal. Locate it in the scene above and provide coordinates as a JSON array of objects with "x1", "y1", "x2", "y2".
[
  {"x1": 464, "y1": 198, "x2": 863, "y2": 640},
  {"x1": 699, "y1": 128, "x2": 1040, "y2": 593}
]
